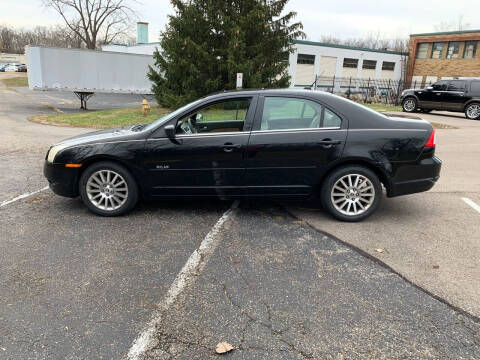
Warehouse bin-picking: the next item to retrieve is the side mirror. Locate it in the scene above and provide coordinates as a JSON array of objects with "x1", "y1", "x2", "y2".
[
  {"x1": 426, "y1": 86, "x2": 433, "y2": 91},
  {"x1": 164, "y1": 124, "x2": 175, "y2": 139}
]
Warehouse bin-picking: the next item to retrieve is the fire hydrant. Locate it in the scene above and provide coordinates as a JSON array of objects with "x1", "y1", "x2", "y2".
[{"x1": 141, "y1": 99, "x2": 151, "y2": 116}]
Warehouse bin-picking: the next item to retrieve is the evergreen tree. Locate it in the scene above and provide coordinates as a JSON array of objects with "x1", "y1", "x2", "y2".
[{"x1": 148, "y1": 0, "x2": 304, "y2": 108}]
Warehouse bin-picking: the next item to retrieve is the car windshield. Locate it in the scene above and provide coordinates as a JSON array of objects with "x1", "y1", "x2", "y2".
[{"x1": 143, "y1": 98, "x2": 204, "y2": 132}]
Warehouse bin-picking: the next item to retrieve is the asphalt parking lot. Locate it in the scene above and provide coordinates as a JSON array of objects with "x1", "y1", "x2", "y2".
[{"x1": 1, "y1": 78, "x2": 479, "y2": 359}]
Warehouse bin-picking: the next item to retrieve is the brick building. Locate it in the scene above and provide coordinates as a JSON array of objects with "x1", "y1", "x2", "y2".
[{"x1": 407, "y1": 29, "x2": 480, "y2": 87}]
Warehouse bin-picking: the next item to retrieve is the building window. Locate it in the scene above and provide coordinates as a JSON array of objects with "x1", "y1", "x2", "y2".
[
  {"x1": 362, "y1": 60, "x2": 377, "y2": 69},
  {"x1": 431, "y1": 42, "x2": 444, "y2": 59},
  {"x1": 417, "y1": 43, "x2": 429, "y2": 59},
  {"x1": 297, "y1": 54, "x2": 315, "y2": 64},
  {"x1": 343, "y1": 58, "x2": 358, "y2": 68},
  {"x1": 464, "y1": 41, "x2": 477, "y2": 59},
  {"x1": 446, "y1": 42, "x2": 460, "y2": 59},
  {"x1": 382, "y1": 61, "x2": 395, "y2": 71}
]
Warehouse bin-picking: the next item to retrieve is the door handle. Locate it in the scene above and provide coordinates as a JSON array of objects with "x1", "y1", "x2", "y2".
[
  {"x1": 436, "y1": 93, "x2": 441, "y2": 96},
  {"x1": 221, "y1": 143, "x2": 242, "y2": 152},
  {"x1": 317, "y1": 139, "x2": 341, "y2": 148}
]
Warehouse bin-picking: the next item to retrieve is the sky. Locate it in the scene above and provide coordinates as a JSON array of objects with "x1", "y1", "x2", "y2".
[{"x1": 1, "y1": 0, "x2": 480, "y2": 43}]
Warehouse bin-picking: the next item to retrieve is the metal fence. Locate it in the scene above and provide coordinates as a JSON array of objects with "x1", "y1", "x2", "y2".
[{"x1": 301, "y1": 75, "x2": 435, "y2": 106}]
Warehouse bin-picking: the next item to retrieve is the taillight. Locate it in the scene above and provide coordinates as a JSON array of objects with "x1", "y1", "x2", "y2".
[{"x1": 424, "y1": 129, "x2": 436, "y2": 148}]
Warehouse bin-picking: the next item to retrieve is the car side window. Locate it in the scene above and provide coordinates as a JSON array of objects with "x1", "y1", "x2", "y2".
[
  {"x1": 261, "y1": 97, "x2": 340, "y2": 130},
  {"x1": 176, "y1": 98, "x2": 251, "y2": 135},
  {"x1": 470, "y1": 81, "x2": 480, "y2": 93},
  {"x1": 432, "y1": 81, "x2": 447, "y2": 91},
  {"x1": 323, "y1": 108, "x2": 342, "y2": 128},
  {"x1": 447, "y1": 80, "x2": 466, "y2": 92}
]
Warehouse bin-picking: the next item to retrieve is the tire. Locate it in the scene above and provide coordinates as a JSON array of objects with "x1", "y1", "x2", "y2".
[
  {"x1": 402, "y1": 97, "x2": 417, "y2": 113},
  {"x1": 465, "y1": 102, "x2": 480, "y2": 120},
  {"x1": 320, "y1": 166, "x2": 382, "y2": 222},
  {"x1": 79, "y1": 161, "x2": 139, "y2": 216}
]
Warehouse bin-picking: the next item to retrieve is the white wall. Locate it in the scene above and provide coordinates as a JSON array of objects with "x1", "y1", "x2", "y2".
[
  {"x1": 101, "y1": 43, "x2": 160, "y2": 55},
  {"x1": 289, "y1": 42, "x2": 404, "y2": 87}
]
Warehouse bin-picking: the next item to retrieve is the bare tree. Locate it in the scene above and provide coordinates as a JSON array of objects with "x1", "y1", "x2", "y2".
[
  {"x1": 434, "y1": 15, "x2": 471, "y2": 32},
  {"x1": 0, "y1": 24, "x2": 84, "y2": 53},
  {"x1": 43, "y1": 0, "x2": 137, "y2": 49},
  {"x1": 319, "y1": 32, "x2": 408, "y2": 53}
]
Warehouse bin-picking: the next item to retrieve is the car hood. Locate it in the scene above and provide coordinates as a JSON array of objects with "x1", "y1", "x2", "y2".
[{"x1": 56, "y1": 125, "x2": 142, "y2": 148}]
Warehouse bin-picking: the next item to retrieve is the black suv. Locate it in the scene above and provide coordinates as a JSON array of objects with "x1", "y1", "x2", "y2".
[{"x1": 401, "y1": 78, "x2": 480, "y2": 120}]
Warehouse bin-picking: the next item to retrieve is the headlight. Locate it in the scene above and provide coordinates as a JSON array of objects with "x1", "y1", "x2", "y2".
[{"x1": 47, "y1": 144, "x2": 67, "y2": 163}]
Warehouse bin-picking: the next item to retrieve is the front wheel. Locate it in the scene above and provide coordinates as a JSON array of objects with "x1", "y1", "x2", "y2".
[
  {"x1": 79, "y1": 161, "x2": 139, "y2": 216},
  {"x1": 465, "y1": 103, "x2": 480, "y2": 120},
  {"x1": 402, "y1": 97, "x2": 418, "y2": 113},
  {"x1": 321, "y1": 166, "x2": 382, "y2": 222}
]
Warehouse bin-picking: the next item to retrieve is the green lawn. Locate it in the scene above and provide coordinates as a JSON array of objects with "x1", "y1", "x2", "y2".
[
  {"x1": 363, "y1": 103, "x2": 402, "y2": 112},
  {"x1": 29, "y1": 106, "x2": 171, "y2": 128},
  {"x1": 1, "y1": 76, "x2": 28, "y2": 87}
]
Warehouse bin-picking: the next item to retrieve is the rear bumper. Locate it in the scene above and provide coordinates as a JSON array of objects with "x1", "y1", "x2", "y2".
[
  {"x1": 388, "y1": 156, "x2": 442, "y2": 197},
  {"x1": 43, "y1": 161, "x2": 80, "y2": 198}
]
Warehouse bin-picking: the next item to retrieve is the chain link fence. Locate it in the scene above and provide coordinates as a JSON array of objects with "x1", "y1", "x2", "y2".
[{"x1": 302, "y1": 76, "x2": 435, "y2": 106}]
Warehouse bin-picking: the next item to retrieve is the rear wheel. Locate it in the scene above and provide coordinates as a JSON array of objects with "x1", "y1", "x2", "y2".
[
  {"x1": 465, "y1": 103, "x2": 480, "y2": 120},
  {"x1": 79, "y1": 161, "x2": 138, "y2": 216},
  {"x1": 402, "y1": 97, "x2": 417, "y2": 113},
  {"x1": 321, "y1": 166, "x2": 382, "y2": 222}
]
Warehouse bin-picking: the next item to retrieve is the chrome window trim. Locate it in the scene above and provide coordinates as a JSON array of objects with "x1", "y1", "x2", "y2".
[
  {"x1": 349, "y1": 128, "x2": 428, "y2": 132},
  {"x1": 251, "y1": 127, "x2": 342, "y2": 134},
  {"x1": 175, "y1": 131, "x2": 251, "y2": 139}
]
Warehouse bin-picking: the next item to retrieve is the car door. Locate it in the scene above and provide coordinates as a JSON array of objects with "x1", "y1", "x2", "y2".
[
  {"x1": 417, "y1": 80, "x2": 447, "y2": 109},
  {"x1": 143, "y1": 96, "x2": 257, "y2": 198},
  {"x1": 442, "y1": 80, "x2": 468, "y2": 111},
  {"x1": 245, "y1": 95, "x2": 347, "y2": 197}
]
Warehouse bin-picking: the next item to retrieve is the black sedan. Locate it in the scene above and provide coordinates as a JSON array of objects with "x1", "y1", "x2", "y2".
[{"x1": 44, "y1": 89, "x2": 441, "y2": 221}]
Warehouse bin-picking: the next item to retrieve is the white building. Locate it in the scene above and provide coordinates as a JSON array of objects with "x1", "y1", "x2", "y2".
[
  {"x1": 102, "y1": 24, "x2": 407, "y2": 92},
  {"x1": 101, "y1": 42, "x2": 160, "y2": 55},
  {"x1": 289, "y1": 40, "x2": 407, "y2": 89}
]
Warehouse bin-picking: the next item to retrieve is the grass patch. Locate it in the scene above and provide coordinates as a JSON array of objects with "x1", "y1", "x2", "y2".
[
  {"x1": 29, "y1": 105, "x2": 171, "y2": 129},
  {"x1": 363, "y1": 103, "x2": 402, "y2": 112},
  {"x1": 1, "y1": 76, "x2": 28, "y2": 87}
]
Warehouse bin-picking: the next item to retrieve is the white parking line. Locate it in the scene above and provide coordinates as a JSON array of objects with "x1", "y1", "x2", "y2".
[
  {"x1": 126, "y1": 200, "x2": 240, "y2": 360},
  {"x1": 0, "y1": 186, "x2": 49, "y2": 208},
  {"x1": 462, "y1": 197, "x2": 480, "y2": 214}
]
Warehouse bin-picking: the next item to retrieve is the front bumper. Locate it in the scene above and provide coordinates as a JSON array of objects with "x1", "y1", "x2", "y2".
[
  {"x1": 388, "y1": 156, "x2": 442, "y2": 197},
  {"x1": 44, "y1": 161, "x2": 81, "y2": 198}
]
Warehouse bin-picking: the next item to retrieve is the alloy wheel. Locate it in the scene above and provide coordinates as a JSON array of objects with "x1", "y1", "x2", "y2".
[
  {"x1": 466, "y1": 104, "x2": 480, "y2": 119},
  {"x1": 86, "y1": 170, "x2": 128, "y2": 211},
  {"x1": 330, "y1": 174, "x2": 375, "y2": 216},
  {"x1": 403, "y1": 99, "x2": 416, "y2": 112}
]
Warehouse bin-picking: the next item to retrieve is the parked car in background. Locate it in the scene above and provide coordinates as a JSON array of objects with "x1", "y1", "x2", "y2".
[
  {"x1": 0, "y1": 65, "x2": 5, "y2": 72},
  {"x1": 44, "y1": 90, "x2": 441, "y2": 221},
  {"x1": 4, "y1": 63, "x2": 21, "y2": 72},
  {"x1": 16, "y1": 64, "x2": 27, "y2": 72},
  {"x1": 401, "y1": 78, "x2": 480, "y2": 120}
]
